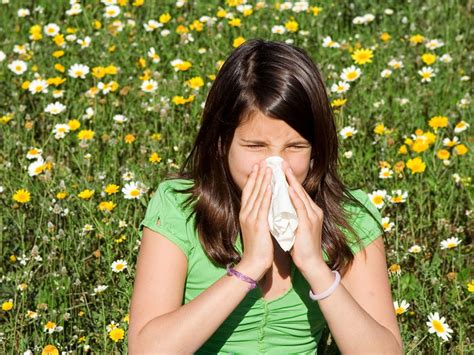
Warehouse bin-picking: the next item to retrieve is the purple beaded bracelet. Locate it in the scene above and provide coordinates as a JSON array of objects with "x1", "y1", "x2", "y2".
[{"x1": 226, "y1": 263, "x2": 257, "y2": 290}]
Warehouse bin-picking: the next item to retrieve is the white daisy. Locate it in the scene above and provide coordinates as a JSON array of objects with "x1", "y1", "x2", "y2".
[
  {"x1": 388, "y1": 59, "x2": 404, "y2": 69},
  {"x1": 393, "y1": 300, "x2": 410, "y2": 315},
  {"x1": 331, "y1": 81, "x2": 350, "y2": 94},
  {"x1": 141, "y1": 79, "x2": 158, "y2": 93},
  {"x1": 111, "y1": 259, "x2": 128, "y2": 272},
  {"x1": 0, "y1": 50, "x2": 6, "y2": 62},
  {"x1": 26, "y1": 148, "x2": 43, "y2": 160},
  {"x1": 13, "y1": 44, "x2": 29, "y2": 55},
  {"x1": 147, "y1": 47, "x2": 161, "y2": 63},
  {"x1": 408, "y1": 244, "x2": 422, "y2": 253},
  {"x1": 8, "y1": 60, "x2": 28, "y2": 75},
  {"x1": 340, "y1": 65, "x2": 362, "y2": 82},
  {"x1": 28, "y1": 157, "x2": 46, "y2": 177},
  {"x1": 28, "y1": 79, "x2": 49, "y2": 95},
  {"x1": 104, "y1": 5, "x2": 120, "y2": 18},
  {"x1": 161, "y1": 29, "x2": 170, "y2": 37},
  {"x1": 122, "y1": 171, "x2": 135, "y2": 181},
  {"x1": 66, "y1": 3, "x2": 82, "y2": 16},
  {"x1": 425, "y1": 39, "x2": 444, "y2": 50},
  {"x1": 77, "y1": 36, "x2": 91, "y2": 48},
  {"x1": 387, "y1": 189, "x2": 408, "y2": 203},
  {"x1": 381, "y1": 69, "x2": 392, "y2": 78},
  {"x1": 418, "y1": 67, "x2": 435, "y2": 82},
  {"x1": 440, "y1": 237, "x2": 461, "y2": 250},
  {"x1": 339, "y1": 126, "x2": 358, "y2": 139},
  {"x1": 45, "y1": 102, "x2": 66, "y2": 115},
  {"x1": 440, "y1": 54, "x2": 452, "y2": 63},
  {"x1": 454, "y1": 120, "x2": 469, "y2": 133},
  {"x1": 68, "y1": 63, "x2": 90, "y2": 79},
  {"x1": 52, "y1": 123, "x2": 70, "y2": 139},
  {"x1": 144, "y1": 19, "x2": 163, "y2": 32},
  {"x1": 368, "y1": 190, "x2": 387, "y2": 209},
  {"x1": 271, "y1": 25, "x2": 286, "y2": 34},
  {"x1": 322, "y1": 36, "x2": 340, "y2": 48},
  {"x1": 92, "y1": 285, "x2": 108, "y2": 295},
  {"x1": 442, "y1": 136, "x2": 459, "y2": 147},
  {"x1": 113, "y1": 114, "x2": 128, "y2": 123},
  {"x1": 381, "y1": 217, "x2": 394, "y2": 232},
  {"x1": 44, "y1": 23, "x2": 60, "y2": 37},
  {"x1": 17, "y1": 8, "x2": 31, "y2": 17},
  {"x1": 379, "y1": 167, "x2": 393, "y2": 179},
  {"x1": 122, "y1": 181, "x2": 144, "y2": 199},
  {"x1": 426, "y1": 312, "x2": 453, "y2": 342},
  {"x1": 343, "y1": 151, "x2": 353, "y2": 159}
]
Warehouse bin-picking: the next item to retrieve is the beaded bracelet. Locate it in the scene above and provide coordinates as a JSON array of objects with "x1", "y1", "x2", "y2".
[
  {"x1": 226, "y1": 263, "x2": 257, "y2": 290},
  {"x1": 308, "y1": 270, "x2": 341, "y2": 301}
]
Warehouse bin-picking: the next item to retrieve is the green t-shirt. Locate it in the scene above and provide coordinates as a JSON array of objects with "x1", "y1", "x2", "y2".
[{"x1": 139, "y1": 178, "x2": 383, "y2": 354}]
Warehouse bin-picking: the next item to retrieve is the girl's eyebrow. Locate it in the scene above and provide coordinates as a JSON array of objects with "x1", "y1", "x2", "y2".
[{"x1": 239, "y1": 138, "x2": 310, "y2": 145}]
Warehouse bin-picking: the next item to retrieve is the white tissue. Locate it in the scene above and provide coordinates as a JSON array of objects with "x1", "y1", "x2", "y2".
[{"x1": 265, "y1": 156, "x2": 298, "y2": 252}]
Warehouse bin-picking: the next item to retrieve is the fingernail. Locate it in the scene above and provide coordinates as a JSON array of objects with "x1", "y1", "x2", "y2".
[
  {"x1": 253, "y1": 164, "x2": 258, "y2": 172},
  {"x1": 288, "y1": 168, "x2": 293, "y2": 174}
]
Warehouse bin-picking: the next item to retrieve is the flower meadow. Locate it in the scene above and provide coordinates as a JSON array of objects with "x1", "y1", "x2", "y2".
[{"x1": 0, "y1": 0, "x2": 472, "y2": 353}]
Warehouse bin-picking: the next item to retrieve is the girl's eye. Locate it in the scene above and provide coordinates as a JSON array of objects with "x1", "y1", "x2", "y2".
[{"x1": 244, "y1": 145, "x2": 306, "y2": 149}]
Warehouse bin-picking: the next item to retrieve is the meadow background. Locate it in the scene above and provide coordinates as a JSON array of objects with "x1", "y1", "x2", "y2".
[{"x1": 0, "y1": 0, "x2": 472, "y2": 353}]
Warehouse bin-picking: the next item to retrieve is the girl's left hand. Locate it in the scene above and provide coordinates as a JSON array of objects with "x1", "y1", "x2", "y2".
[{"x1": 281, "y1": 160, "x2": 326, "y2": 271}]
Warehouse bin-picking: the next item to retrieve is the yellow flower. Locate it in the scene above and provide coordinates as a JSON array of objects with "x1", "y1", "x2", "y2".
[
  {"x1": 92, "y1": 66, "x2": 106, "y2": 78},
  {"x1": 311, "y1": 6, "x2": 322, "y2": 16},
  {"x1": 421, "y1": 53, "x2": 437, "y2": 65},
  {"x1": 78, "y1": 189, "x2": 94, "y2": 200},
  {"x1": 331, "y1": 98, "x2": 347, "y2": 108},
  {"x1": 388, "y1": 264, "x2": 401, "y2": 274},
  {"x1": 98, "y1": 201, "x2": 117, "y2": 212},
  {"x1": 428, "y1": 116, "x2": 448, "y2": 130},
  {"x1": 13, "y1": 189, "x2": 31, "y2": 203},
  {"x1": 56, "y1": 191, "x2": 67, "y2": 199},
  {"x1": 228, "y1": 18, "x2": 241, "y2": 27},
  {"x1": 436, "y1": 149, "x2": 450, "y2": 160},
  {"x1": 398, "y1": 145, "x2": 408, "y2": 155},
  {"x1": 351, "y1": 48, "x2": 374, "y2": 65},
  {"x1": 186, "y1": 76, "x2": 204, "y2": 89},
  {"x1": 22, "y1": 81, "x2": 30, "y2": 90},
  {"x1": 124, "y1": 134, "x2": 136, "y2": 144},
  {"x1": 380, "y1": 32, "x2": 391, "y2": 42},
  {"x1": 54, "y1": 63, "x2": 65, "y2": 72},
  {"x1": 109, "y1": 327, "x2": 125, "y2": 342},
  {"x1": 149, "y1": 152, "x2": 162, "y2": 164},
  {"x1": 52, "y1": 50, "x2": 64, "y2": 58},
  {"x1": 77, "y1": 129, "x2": 95, "y2": 140},
  {"x1": 409, "y1": 34, "x2": 424, "y2": 45},
  {"x1": 104, "y1": 184, "x2": 119, "y2": 195},
  {"x1": 176, "y1": 25, "x2": 189, "y2": 34},
  {"x1": 453, "y1": 144, "x2": 468, "y2": 156},
  {"x1": 467, "y1": 279, "x2": 474, "y2": 293},
  {"x1": 411, "y1": 138, "x2": 430, "y2": 153},
  {"x1": 374, "y1": 123, "x2": 387, "y2": 135},
  {"x1": 68, "y1": 119, "x2": 81, "y2": 131},
  {"x1": 151, "y1": 133, "x2": 162, "y2": 141},
  {"x1": 406, "y1": 157, "x2": 426, "y2": 174},
  {"x1": 2, "y1": 300, "x2": 13, "y2": 311},
  {"x1": 217, "y1": 9, "x2": 227, "y2": 17},
  {"x1": 175, "y1": 61, "x2": 192, "y2": 71},
  {"x1": 233, "y1": 36, "x2": 246, "y2": 48},
  {"x1": 104, "y1": 65, "x2": 118, "y2": 75},
  {"x1": 159, "y1": 12, "x2": 171, "y2": 23},
  {"x1": 53, "y1": 34, "x2": 65, "y2": 47},
  {"x1": 42, "y1": 344, "x2": 59, "y2": 355},
  {"x1": 172, "y1": 95, "x2": 195, "y2": 105},
  {"x1": 285, "y1": 20, "x2": 299, "y2": 32},
  {"x1": 93, "y1": 20, "x2": 102, "y2": 30}
]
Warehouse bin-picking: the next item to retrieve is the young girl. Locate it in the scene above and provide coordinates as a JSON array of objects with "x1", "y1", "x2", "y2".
[{"x1": 128, "y1": 39, "x2": 403, "y2": 354}]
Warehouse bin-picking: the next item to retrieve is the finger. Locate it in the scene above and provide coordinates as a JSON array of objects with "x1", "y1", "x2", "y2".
[
  {"x1": 252, "y1": 167, "x2": 272, "y2": 219},
  {"x1": 284, "y1": 165, "x2": 315, "y2": 215},
  {"x1": 241, "y1": 164, "x2": 258, "y2": 209},
  {"x1": 257, "y1": 179, "x2": 273, "y2": 221},
  {"x1": 288, "y1": 185, "x2": 310, "y2": 221},
  {"x1": 245, "y1": 161, "x2": 267, "y2": 214}
]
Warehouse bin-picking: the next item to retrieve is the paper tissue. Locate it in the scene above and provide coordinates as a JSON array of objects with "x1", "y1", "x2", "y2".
[{"x1": 265, "y1": 156, "x2": 298, "y2": 252}]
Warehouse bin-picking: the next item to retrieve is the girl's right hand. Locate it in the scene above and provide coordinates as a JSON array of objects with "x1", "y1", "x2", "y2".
[{"x1": 238, "y1": 159, "x2": 274, "y2": 280}]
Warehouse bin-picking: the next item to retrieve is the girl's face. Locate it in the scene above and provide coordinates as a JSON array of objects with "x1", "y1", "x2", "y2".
[{"x1": 228, "y1": 111, "x2": 313, "y2": 193}]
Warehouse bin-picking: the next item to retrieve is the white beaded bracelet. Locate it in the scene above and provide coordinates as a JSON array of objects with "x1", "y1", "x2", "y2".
[{"x1": 308, "y1": 270, "x2": 341, "y2": 301}]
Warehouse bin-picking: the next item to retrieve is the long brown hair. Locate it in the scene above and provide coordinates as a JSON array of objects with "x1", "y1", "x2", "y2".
[{"x1": 165, "y1": 39, "x2": 383, "y2": 277}]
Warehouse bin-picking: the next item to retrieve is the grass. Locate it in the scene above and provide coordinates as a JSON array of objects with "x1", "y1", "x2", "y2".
[{"x1": 0, "y1": 0, "x2": 472, "y2": 353}]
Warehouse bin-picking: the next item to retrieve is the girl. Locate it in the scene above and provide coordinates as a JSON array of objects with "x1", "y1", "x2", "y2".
[{"x1": 128, "y1": 39, "x2": 403, "y2": 354}]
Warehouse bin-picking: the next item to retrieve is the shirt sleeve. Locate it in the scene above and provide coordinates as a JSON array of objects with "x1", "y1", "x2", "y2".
[
  {"x1": 139, "y1": 181, "x2": 194, "y2": 259},
  {"x1": 344, "y1": 189, "x2": 384, "y2": 255}
]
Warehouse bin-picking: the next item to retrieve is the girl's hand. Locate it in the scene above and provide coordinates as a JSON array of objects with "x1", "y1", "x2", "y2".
[
  {"x1": 238, "y1": 160, "x2": 274, "y2": 279},
  {"x1": 281, "y1": 160, "x2": 326, "y2": 271}
]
